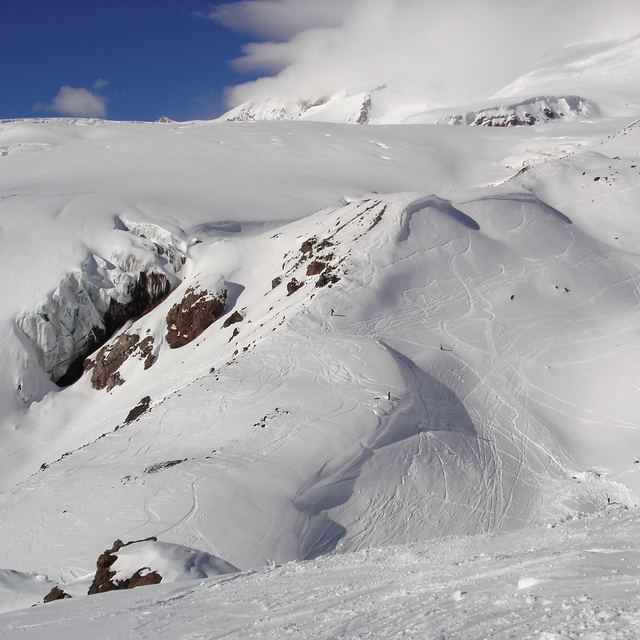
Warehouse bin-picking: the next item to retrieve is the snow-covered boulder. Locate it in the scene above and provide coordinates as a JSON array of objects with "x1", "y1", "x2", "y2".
[{"x1": 88, "y1": 538, "x2": 239, "y2": 595}]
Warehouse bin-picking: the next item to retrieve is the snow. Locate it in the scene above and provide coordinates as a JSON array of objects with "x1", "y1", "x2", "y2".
[
  {"x1": 0, "y1": 571, "x2": 57, "y2": 615},
  {"x1": 109, "y1": 540, "x2": 239, "y2": 583},
  {"x1": 2, "y1": 506, "x2": 640, "y2": 639},
  {"x1": 2, "y1": 32, "x2": 640, "y2": 639}
]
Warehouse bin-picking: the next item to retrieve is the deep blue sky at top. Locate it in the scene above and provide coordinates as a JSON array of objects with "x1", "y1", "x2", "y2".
[{"x1": 2, "y1": 0, "x2": 256, "y2": 121}]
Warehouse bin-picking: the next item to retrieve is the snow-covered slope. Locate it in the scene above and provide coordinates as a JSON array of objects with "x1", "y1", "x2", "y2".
[
  {"x1": 3, "y1": 505, "x2": 640, "y2": 639},
  {"x1": 495, "y1": 34, "x2": 640, "y2": 117},
  {"x1": 1, "y1": 112, "x2": 640, "y2": 581},
  {"x1": 3, "y1": 33, "x2": 640, "y2": 638}
]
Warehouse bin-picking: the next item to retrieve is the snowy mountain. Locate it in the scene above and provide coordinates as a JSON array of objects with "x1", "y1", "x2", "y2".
[
  {"x1": 2, "y1": 32, "x2": 640, "y2": 639},
  {"x1": 219, "y1": 34, "x2": 640, "y2": 126}
]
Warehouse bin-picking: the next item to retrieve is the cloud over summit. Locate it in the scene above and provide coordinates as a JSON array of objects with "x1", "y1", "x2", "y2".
[{"x1": 215, "y1": 0, "x2": 640, "y2": 109}]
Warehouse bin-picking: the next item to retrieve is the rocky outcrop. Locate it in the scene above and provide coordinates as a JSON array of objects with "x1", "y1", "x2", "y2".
[
  {"x1": 88, "y1": 538, "x2": 161, "y2": 595},
  {"x1": 124, "y1": 396, "x2": 151, "y2": 424},
  {"x1": 306, "y1": 260, "x2": 327, "y2": 276},
  {"x1": 356, "y1": 94, "x2": 372, "y2": 125},
  {"x1": 85, "y1": 334, "x2": 155, "y2": 391},
  {"x1": 287, "y1": 278, "x2": 304, "y2": 296},
  {"x1": 218, "y1": 97, "x2": 330, "y2": 122},
  {"x1": 222, "y1": 311, "x2": 243, "y2": 328},
  {"x1": 18, "y1": 219, "x2": 184, "y2": 388},
  {"x1": 165, "y1": 285, "x2": 227, "y2": 348},
  {"x1": 43, "y1": 586, "x2": 71, "y2": 603},
  {"x1": 438, "y1": 96, "x2": 593, "y2": 127}
]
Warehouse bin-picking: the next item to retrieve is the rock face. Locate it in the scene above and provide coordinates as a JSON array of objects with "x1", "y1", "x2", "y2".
[
  {"x1": 165, "y1": 286, "x2": 227, "y2": 348},
  {"x1": 88, "y1": 538, "x2": 161, "y2": 595},
  {"x1": 85, "y1": 334, "x2": 155, "y2": 391}
]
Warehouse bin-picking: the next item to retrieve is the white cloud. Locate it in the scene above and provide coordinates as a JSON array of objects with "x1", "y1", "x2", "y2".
[
  {"x1": 209, "y1": 0, "x2": 349, "y2": 40},
  {"x1": 36, "y1": 85, "x2": 107, "y2": 118},
  {"x1": 218, "y1": 0, "x2": 640, "y2": 108}
]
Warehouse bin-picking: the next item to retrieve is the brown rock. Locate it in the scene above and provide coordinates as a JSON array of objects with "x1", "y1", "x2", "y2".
[
  {"x1": 287, "y1": 278, "x2": 303, "y2": 296},
  {"x1": 87, "y1": 333, "x2": 140, "y2": 391},
  {"x1": 222, "y1": 311, "x2": 244, "y2": 328},
  {"x1": 137, "y1": 336, "x2": 156, "y2": 369},
  {"x1": 124, "y1": 396, "x2": 151, "y2": 424},
  {"x1": 316, "y1": 273, "x2": 340, "y2": 288},
  {"x1": 88, "y1": 537, "x2": 159, "y2": 596},
  {"x1": 85, "y1": 333, "x2": 157, "y2": 391},
  {"x1": 271, "y1": 277, "x2": 282, "y2": 289},
  {"x1": 166, "y1": 287, "x2": 226, "y2": 349},
  {"x1": 43, "y1": 586, "x2": 71, "y2": 603},
  {"x1": 306, "y1": 261, "x2": 326, "y2": 276},
  {"x1": 127, "y1": 569, "x2": 163, "y2": 588},
  {"x1": 300, "y1": 239, "x2": 315, "y2": 254}
]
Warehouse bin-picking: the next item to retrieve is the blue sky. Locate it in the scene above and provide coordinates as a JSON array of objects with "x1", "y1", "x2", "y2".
[{"x1": 1, "y1": 1, "x2": 256, "y2": 122}]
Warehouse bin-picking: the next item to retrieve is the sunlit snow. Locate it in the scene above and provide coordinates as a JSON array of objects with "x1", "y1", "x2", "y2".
[{"x1": 2, "y1": 30, "x2": 640, "y2": 640}]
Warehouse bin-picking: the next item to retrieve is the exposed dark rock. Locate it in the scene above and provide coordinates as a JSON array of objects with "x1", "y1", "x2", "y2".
[
  {"x1": 104, "y1": 272, "x2": 172, "y2": 333},
  {"x1": 85, "y1": 333, "x2": 141, "y2": 391},
  {"x1": 271, "y1": 277, "x2": 282, "y2": 289},
  {"x1": 306, "y1": 261, "x2": 326, "y2": 276},
  {"x1": 88, "y1": 537, "x2": 158, "y2": 595},
  {"x1": 473, "y1": 113, "x2": 519, "y2": 127},
  {"x1": 137, "y1": 336, "x2": 156, "y2": 369},
  {"x1": 316, "y1": 273, "x2": 340, "y2": 288},
  {"x1": 222, "y1": 311, "x2": 244, "y2": 328},
  {"x1": 300, "y1": 239, "x2": 316, "y2": 255},
  {"x1": 145, "y1": 459, "x2": 186, "y2": 474},
  {"x1": 287, "y1": 278, "x2": 304, "y2": 295},
  {"x1": 125, "y1": 396, "x2": 151, "y2": 424},
  {"x1": 368, "y1": 205, "x2": 387, "y2": 231},
  {"x1": 356, "y1": 94, "x2": 372, "y2": 125},
  {"x1": 127, "y1": 569, "x2": 162, "y2": 589},
  {"x1": 43, "y1": 586, "x2": 71, "y2": 603},
  {"x1": 166, "y1": 287, "x2": 227, "y2": 348}
]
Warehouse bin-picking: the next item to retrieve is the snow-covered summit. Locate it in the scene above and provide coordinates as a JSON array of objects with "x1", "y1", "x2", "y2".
[{"x1": 217, "y1": 89, "x2": 384, "y2": 124}]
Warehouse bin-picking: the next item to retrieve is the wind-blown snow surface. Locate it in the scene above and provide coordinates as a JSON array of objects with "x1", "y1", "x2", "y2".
[
  {"x1": 2, "y1": 96, "x2": 640, "y2": 633},
  {"x1": 3, "y1": 505, "x2": 640, "y2": 639}
]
